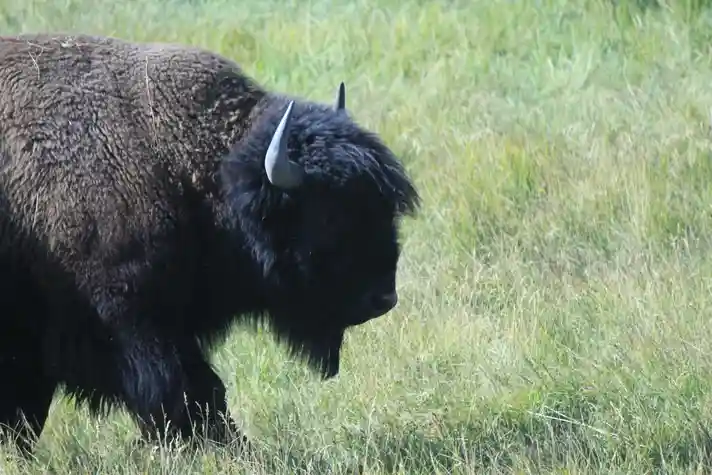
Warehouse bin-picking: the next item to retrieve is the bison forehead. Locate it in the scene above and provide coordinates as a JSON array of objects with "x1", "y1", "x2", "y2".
[{"x1": 252, "y1": 100, "x2": 398, "y2": 184}]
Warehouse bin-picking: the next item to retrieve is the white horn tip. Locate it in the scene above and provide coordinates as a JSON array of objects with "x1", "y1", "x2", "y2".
[{"x1": 264, "y1": 100, "x2": 303, "y2": 189}]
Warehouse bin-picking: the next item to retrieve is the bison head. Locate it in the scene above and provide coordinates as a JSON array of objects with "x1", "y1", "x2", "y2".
[{"x1": 222, "y1": 83, "x2": 419, "y2": 379}]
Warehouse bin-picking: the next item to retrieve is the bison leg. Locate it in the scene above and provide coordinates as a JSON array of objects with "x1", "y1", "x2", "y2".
[
  {"x1": 112, "y1": 328, "x2": 241, "y2": 447},
  {"x1": 87, "y1": 262, "x2": 244, "y2": 449},
  {"x1": 0, "y1": 350, "x2": 56, "y2": 456},
  {"x1": 0, "y1": 262, "x2": 56, "y2": 455},
  {"x1": 170, "y1": 344, "x2": 242, "y2": 446}
]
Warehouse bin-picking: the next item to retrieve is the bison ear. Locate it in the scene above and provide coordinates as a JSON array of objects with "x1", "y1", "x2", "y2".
[
  {"x1": 264, "y1": 100, "x2": 305, "y2": 190},
  {"x1": 334, "y1": 82, "x2": 346, "y2": 111}
]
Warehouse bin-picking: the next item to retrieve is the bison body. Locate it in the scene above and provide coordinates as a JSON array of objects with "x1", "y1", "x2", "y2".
[{"x1": 0, "y1": 33, "x2": 418, "y2": 452}]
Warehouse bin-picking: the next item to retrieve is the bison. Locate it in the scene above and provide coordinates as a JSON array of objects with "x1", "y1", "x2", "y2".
[{"x1": 0, "y1": 33, "x2": 419, "y2": 453}]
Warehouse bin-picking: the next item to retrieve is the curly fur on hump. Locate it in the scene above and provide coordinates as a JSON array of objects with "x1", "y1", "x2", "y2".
[{"x1": 0, "y1": 33, "x2": 419, "y2": 453}]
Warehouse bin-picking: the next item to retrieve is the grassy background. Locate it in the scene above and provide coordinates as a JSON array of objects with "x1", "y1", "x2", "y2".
[{"x1": 3, "y1": 0, "x2": 712, "y2": 472}]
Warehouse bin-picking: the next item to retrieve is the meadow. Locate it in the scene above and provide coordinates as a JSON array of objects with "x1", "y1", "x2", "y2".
[{"x1": 3, "y1": 0, "x2": 712, "y2": 472}]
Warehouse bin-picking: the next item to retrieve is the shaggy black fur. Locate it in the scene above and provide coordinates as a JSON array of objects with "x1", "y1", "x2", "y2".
[{"x1": 0, "y1": 33, "x2": 419, "y2": 453}]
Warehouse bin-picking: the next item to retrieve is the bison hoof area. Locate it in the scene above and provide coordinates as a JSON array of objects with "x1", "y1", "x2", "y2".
[
  {"x1": 134, "y1": 416, "x2": 251, "y2": 454},
  {"x1": 130, "y1": 429, "x2": 251, "y2": 455}
]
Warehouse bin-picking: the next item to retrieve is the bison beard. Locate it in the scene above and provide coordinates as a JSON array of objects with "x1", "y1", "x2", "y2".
[
  {"x1": 285, "y1": 323, "x2": 345, "y2": 379},
  {"x1": 0, "y1": 33, "x2": 419, "y2": 455}
]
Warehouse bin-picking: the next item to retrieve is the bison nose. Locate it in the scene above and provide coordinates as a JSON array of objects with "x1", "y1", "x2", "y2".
[
  {"x1": 370, "y1": 291, "x2": 398, "y2": 316},
  {"x1": 351, "y1": 291, "x2": 399, "y2": 326}
]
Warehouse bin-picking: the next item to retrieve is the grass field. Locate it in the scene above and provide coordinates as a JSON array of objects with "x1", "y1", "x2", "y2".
[{"x1": 4, "y1": 0, "x2": 712, "y2": 472}]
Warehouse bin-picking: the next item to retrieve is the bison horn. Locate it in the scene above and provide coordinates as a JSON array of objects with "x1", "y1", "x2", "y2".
[
  {"x1": 335, "y1": 82, "x2": 346, "y2": 111},
  {"x1": 264, "y1": 100, "x2": 304, "y2": 189}
]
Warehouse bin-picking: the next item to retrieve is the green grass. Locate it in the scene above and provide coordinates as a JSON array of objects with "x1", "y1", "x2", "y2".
[{"x1": 4, "y1": 0, "x2": 712, "y2": 472}]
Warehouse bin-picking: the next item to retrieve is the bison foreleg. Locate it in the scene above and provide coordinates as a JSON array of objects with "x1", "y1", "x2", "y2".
[
  {"x1": 0, "y1": 349, "x2": 56, "y2": 456},
  {"x1": 173, "y1": 343, "x2": 244, "y2": 446},
  {"x1": 112, "y1": 327, "x2": 242, "y2": 448},
  {"x1": 87, "y1": 262, "x2": 245, "y2": 449}
]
